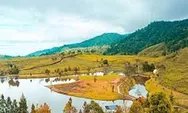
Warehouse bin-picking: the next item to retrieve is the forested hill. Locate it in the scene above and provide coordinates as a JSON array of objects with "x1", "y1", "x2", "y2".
[
  {"x1": 27, "y1": 33, "x2": 127, "y2": 56},
  {"x1": 105, "y1": 19, "x2": 188, "y2": 55}
]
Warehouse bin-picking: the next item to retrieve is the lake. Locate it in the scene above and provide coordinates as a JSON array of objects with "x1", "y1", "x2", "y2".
[{"x1": 0, "y1": 76, "x2": 147, "y2": 113}]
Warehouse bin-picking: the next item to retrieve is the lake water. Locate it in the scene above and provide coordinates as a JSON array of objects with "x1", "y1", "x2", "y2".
[{"x1": 0, "y1": 77, "x2": 147, "y2": 113}]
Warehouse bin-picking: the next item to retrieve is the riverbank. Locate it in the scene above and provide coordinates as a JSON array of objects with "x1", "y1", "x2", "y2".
[{"x1": 47, "y1": 74, "x2": 127, "y2": 101}]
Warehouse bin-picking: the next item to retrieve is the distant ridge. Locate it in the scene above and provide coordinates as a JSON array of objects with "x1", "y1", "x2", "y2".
[{"x1": 27, "y1": 33, "x2": 128, "y2": 56}]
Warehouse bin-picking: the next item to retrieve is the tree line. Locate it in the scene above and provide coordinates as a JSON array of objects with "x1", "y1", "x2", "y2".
[{"x1": 0, "y1": 91, "x2": 174, "y2": 113}]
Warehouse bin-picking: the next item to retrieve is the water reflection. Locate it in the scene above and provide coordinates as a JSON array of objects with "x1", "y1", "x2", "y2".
[
  {"x1": 8, "y1": 79, "x2": 20, "y2": 87},
  {"x1": 0, "y1": 77, "x2": 148, "y2": 112}
]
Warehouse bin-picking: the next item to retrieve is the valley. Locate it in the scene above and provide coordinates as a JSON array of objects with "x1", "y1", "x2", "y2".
[{"x1": 0, "y1": 18, "x2": 188, "y2": 113}]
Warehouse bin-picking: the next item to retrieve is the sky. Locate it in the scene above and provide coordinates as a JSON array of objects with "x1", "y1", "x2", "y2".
[{"x1": 0, "y1": 0, "x2": 188, "y2": 56}]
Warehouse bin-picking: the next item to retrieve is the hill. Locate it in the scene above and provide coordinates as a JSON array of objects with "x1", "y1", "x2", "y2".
[
  {"x1": 105, "y1": 19, "x2": 188, "y2": 55},
  {"x1": 138, "y1": 43, "x2": 167, "y2": 57},
  {"x1": 159, "y1": 47, "x2": 188, "y2": 95},
  {"x1": 28, "y1": 33, "x2": 127, "y2": 56}
]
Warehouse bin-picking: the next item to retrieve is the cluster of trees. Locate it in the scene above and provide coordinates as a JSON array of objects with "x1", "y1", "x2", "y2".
[
  {"x1": 45, "y1": 67, "x2": 81, "y2": 76},
  {"x1": 0, "y1": 92, "x2": 173, "y2": 113},
  {"x1": 124, "y1": 61, "x2": 155, "y2": 76},
  {"x1": 115, "y1": 92, "x2": 173, "y2": 113},
  {"x1": 7, "y1": 63, "x2": 19, "y2": 75},
  {"x1": 105, "y1": 19, "x2": 188, "y2": 55},
  {"x1": 0, "y1": 94, "x2": 27, "y2": 113},
  {"x1": 63, "y1": 98, "x2": 104, "y2": 113},
  {"x1": 0, "y1": 94, "x2": 51, "y2": 113},
  {"x1": 142, "y1": 62, "x2": 155, "y2": 72},
  {"x1": 31, "y1": 103, "x2": 51, "y2": 113}
]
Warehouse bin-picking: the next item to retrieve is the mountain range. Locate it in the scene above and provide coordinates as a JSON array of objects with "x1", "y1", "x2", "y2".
[
  {"x1": 28, "y1": 33, "x2": 127, "y2": 56},
  {"x1": 27, "y1": 18, "x2": 188, "y2": 57}
]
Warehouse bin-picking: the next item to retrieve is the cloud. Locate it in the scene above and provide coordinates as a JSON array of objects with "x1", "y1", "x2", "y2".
[{"x1": 0, "y1": 0, "x2": 188, "y2": 55}]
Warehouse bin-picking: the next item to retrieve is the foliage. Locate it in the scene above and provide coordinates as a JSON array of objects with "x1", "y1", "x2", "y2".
[
  {"x1": 64, "y1": 98, "x2": 77, "y2": 113},
  {"x1": 19, "y1": 94, "x2": 28, "y2": 113},
  {"x1": 0, "y1": 94, "x2": 27, "y2": 113},
  {"x1": 142, "y1": 62, "x2": 155, "y2": 72},
  {"x1": 83, "y1": 101, "x2": 104, "y2": 113},
  {"x1": 28, "y1": 33, "x2": 127, "y2": 56},
  {"x1": 36, "y1": 103, "x2": 51, "y2": 113},
  {"x1": 31, "y1": 104, "x2": 36, "y2": 113},
  {"x1": 102, "y1": 59, "x2": 109, "y2": 65},
  {"x1": 129, "y1": 101, "x2": 144, "y2": 113},
  {"x1": 148, "y1": 92, "x2": 172, "y2": 113},
  {"x1": 8, "y1": 64, "x2": 19, "y2": 75},
  {"x1": 105, "y1": 19, "x2": 188, "y2": 55},
  {"x1": 44, "y1": 69, "x2": 50, "y2": 75}
]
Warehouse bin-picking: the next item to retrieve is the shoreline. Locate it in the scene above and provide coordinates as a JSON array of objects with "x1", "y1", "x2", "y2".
[{"x1": 47, "y1": 86, "x2": 121, "y2": 101}]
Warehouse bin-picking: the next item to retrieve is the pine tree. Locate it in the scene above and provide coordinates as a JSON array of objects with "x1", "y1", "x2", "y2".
[
  {"x1": 6, "y1": 97, "x2": 12, "y2": 113},
  {"x1": 12, "y1": 99, "x2": 19, "y2": 113},
  {"x1": 19, "y1": 94, "x2": 28, "y2": 113},
  {"x1": 0, "y1": 95, "x2": 6, "y2": 113}
]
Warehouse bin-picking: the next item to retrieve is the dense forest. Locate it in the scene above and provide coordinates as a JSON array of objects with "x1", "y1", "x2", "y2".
[
  {"x1": 105, "y1": 19, "x2": 188, "y2": 55},
  {"x1": 28, "y1": 33, "x2": 127, "y2": 56}
]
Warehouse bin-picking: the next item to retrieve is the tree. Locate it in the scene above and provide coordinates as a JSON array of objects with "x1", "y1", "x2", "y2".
[
  {"x1": 83, "y1": 101, "x2": 104, "y2": 113},
  {"x1": 129, "y1": 101, "x2": 144, "y2": 113},
  {"x1": 83, "y1": 101, "x2": 90, "y2": 113},
  {"x1": 36, "y1": 103, "x2": 51, "y2": 113},
  {"x1": 19, "y1": 94, "x2": 28, "y2": 113},
  {"x1": 31, "y1": 104, "x2": 36, "y2": 113},
  {"x1": 6, "y1": 97, "x2": 12, "y2": 113},
  {"x1": 148, "y1": 92, "x2": 172, "y2": 113},
  {"x1": 73, "y1": 67, "x2": 79, "y2": 75},
  {"x1": 8, "y1": 66, "x2": 19, "y2": 75},
  {"x1": 12, "y1": 99, "x2": 19, "y2": 113},
  {"x1": 142, "y1": 62, "x2": 155, "y2": 72},
  {"x1": 0, "y1": 95, "x2": 5, "y2": 113},
  {"x1": 64, "y1": 98, "x2": 77, "y2": 113},
  {"x1": 64, "y1": 68, "x2": 68, "y2": 72},
  {"x1": 45, "y1": 69, "x2": 50, "y2": 75},
  {"x1": 102, "y1": 59, "x2": 108, "y2": 65}
]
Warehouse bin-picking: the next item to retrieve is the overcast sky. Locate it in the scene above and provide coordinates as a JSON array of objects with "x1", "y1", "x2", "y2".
[{"x1": 0, "y1": 0, "x2": 188, "y2": 56}]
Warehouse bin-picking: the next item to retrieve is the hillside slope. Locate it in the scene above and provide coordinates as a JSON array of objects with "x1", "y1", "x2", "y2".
[
  {"x1": 138, "y1": 43, "x2": 167, "y2": 57},
  {"x1": 28, "y1": 33, "x2": 127, "y2": 56},
  {"x1": 159, "y1": 47, "x2": 188, "y2": 94},
  {"x1": 105, "y1": 19, "x2": 188, "y2": 55}
]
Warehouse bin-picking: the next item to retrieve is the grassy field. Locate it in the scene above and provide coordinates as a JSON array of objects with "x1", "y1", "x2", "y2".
[
  {"x1": 0, "y1": 53, "x2": 164, "y2": 76},
  {"x1": 48, "y1": 74, "x2": 122, "y2": 100}
]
